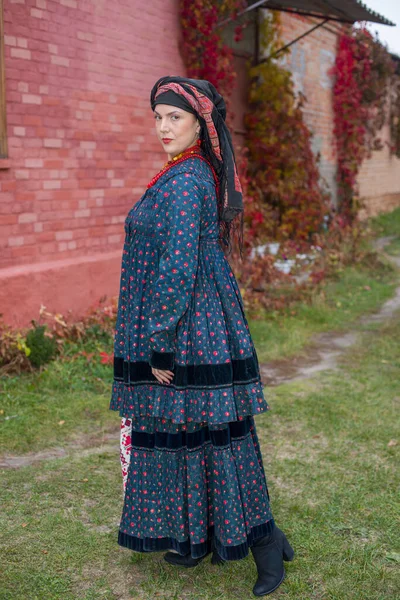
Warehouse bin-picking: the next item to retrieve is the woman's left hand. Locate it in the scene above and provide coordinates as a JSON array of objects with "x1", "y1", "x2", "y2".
[{"x1": 151, "y1": 367, "x2": 174, "y2": 385}]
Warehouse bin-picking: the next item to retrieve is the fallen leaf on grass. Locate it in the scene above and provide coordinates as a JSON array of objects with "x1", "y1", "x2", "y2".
[
  {"x1": 387, "y1": 439, "x2": 397, "y2": 447},
  {"x1": 42, "y1": 550, "x2": 48, "y2": 554},
  {"x1": 58, "y1": 420, "x2": 65, "y2": 426},
  {"x1": 82, "y1": 478, "x2": 89, "y2": 482},
  {"x1": 21, "y1": 523, "x2": 27, "y2": 528},
  {"x1": 364, "y1": 285, "x2": 371, "y2": 291},
  {"x1": 99, "y1": 351, "x2": 114, "y2": 365}
]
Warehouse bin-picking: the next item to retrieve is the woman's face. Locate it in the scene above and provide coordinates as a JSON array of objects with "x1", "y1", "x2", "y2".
[{"x1": 154, "y1": 104, "x2": 200, "y2": 160}]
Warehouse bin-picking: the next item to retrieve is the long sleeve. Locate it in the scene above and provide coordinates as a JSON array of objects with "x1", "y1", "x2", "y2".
[
  {"x1": 113, "y1": 234, "x2": 130, "y2": 359},
  {"x1": 147, "y1": 172, "x2": 203, "y2": 370}
]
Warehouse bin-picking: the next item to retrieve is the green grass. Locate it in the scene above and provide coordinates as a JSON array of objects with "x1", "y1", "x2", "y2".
[
  {"x1": 385, "y1": 237, "x2": 400, "y2": 256},
  {"x1": 370, "y1": 206, "x2": 400, "y2": 238},
  {"x1": 248, "y1": 207, "x2": 400, "y2": 362},
  {"x1": 1, "y1": 315, "x2": 399, "y2": 599},
  {"x1": 370, "y1": 206, "x2": 400, "y2": 257},
  {"x1": 249, "y1": 262, "x2": 397, "y2": 363},
  {"x1": 0, "y1": 352, "x2": 115, "y2": 455}
]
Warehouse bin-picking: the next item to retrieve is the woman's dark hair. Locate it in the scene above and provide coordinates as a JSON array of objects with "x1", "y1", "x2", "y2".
[{"x1": 198, "y1": 119, "x2": 244, "y2": 259}]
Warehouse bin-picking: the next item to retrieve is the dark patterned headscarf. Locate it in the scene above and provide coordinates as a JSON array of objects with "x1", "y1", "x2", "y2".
[{"x1": 150, "y1": 76, "x2": 243, "y2": 256}]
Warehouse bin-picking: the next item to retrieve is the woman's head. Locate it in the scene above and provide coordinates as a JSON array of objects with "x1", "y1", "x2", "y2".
[
  {"x1": 150, "y1": 76, "x2": 244, "y2": 256},
  {"x1": 154, "y1": 103, "x2": 201, "y2": 160}
]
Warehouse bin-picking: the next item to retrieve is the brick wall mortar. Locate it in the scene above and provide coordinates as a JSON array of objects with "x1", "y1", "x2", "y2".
[{"x1": 1, "y1": 0, "x2": 184, "y2": 272}]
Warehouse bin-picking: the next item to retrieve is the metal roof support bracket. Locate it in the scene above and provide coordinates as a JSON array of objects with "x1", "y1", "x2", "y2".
[{"x1": 259, "y1": 17, "x2": 330, "y2": 63}]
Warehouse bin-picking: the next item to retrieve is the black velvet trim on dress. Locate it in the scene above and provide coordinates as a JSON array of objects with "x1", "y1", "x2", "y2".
[
  {"x1": 113, "y1": 351, "x2": 260, "y2": 389},
  {"x1": 149, "y1": 350, "x2": 175, "y2": 370},
  {"x1": 130, "y1": 418, "x2": 251, "y2": 451},
  {"x1": 118, "y1": 519, "x2": 275, "y2": 561}
]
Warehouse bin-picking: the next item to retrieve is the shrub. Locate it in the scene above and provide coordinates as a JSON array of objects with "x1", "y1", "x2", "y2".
[
  {"x1": 0, "y1": 323, "x2": 33, "y2": 374},
  {"x1": 25, "y1": 324, "x2": 58, "y2": 368},
  {"x1": 0, "y1": 297, "x2": 118, "y2": 374}
]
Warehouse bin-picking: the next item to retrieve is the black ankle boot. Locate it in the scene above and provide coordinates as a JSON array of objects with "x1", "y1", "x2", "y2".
[
  {"x1": 164, "y1": 546, "x2": 225, "y2": 568},
  {"x1": 250, "y1": 526, "x2": 294, "y2": 596},
  {"x1": 164, "y1": 551, "x2": 205, "y2": 568}
]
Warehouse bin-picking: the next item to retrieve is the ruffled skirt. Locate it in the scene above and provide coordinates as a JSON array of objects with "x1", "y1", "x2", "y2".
[{"x1": 118, "y1": 414, "x2": 274, "y2": 560}]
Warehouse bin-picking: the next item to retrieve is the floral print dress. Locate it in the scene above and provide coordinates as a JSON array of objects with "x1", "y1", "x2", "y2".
[{"x1": 109, "y1": 155, "x2": 274, "y2": 560}]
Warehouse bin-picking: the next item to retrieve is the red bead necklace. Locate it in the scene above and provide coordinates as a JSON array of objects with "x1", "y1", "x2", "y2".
[{"x1": 147, "y1": 141, "x2": 219, "y2": 191}]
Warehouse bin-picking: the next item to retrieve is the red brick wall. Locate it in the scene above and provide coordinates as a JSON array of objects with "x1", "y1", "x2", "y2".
[
  {"x1": 358, "y1": 118, "x2": 400, "y2": 218},
  {"x1": 0, "y1": 0, "x2": 185, "y2": 325}
]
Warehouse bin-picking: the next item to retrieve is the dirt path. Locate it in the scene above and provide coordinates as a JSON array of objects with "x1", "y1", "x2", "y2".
[
  {"x1": 1, "y1": 238, "x2": 399, "y2": 469},
  {"x1": 0, "y1": 431, "x2": 120, "y2": 469},
  {"x1": 260, "y1": 237, "x2": 400, "y2": 386}
]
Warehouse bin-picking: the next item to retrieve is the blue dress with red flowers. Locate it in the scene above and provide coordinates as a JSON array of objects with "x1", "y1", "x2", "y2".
[{"x1": 109, "y1": 155, "x2": 274, "y2": 560}]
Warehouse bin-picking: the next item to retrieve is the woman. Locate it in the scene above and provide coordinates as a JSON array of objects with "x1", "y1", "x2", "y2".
[{"x1": 109, "y1": 75, "x2": 294, "y2": 597}]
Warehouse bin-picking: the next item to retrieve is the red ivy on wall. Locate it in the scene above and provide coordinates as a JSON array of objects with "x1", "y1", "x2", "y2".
[
  {"x1": 179, "y1": 0, "x2": 246, "y2": 100},
  {"x1": 390, "y1": 76, "x2": 400, "y2": 158},
  {"x1": 179, "y1": 5, "x2": 328, "y2": 243},
  {"x1": 244, "y1": 12, "x2": 328, "y2": 243},
  {"x1": 332, "y1": 28, "x2": 396, "y2": 220}
]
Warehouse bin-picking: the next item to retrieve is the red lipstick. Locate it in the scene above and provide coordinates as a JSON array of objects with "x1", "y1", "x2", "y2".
[{"x1": 162, "y1": 138, "x2": 173, "y2": 144}]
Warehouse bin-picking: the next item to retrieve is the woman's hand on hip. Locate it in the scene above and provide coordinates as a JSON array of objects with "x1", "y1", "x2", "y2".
[{"x1": 151, "y1": 367, "x2": 174, "y2": 385}]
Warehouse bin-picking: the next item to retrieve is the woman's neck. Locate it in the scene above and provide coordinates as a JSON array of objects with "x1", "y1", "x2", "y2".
[{"x1": 167, "y1": 141, "x2": 202, "y2": 162}]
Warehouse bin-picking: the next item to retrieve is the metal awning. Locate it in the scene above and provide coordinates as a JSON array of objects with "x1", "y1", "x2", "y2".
[
  {"x1": 218, "y1": 1, "x2": 396, "y2": 62},
  {"x1": 245, "y1": 0, "x2": 395, "y2": 26}
]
